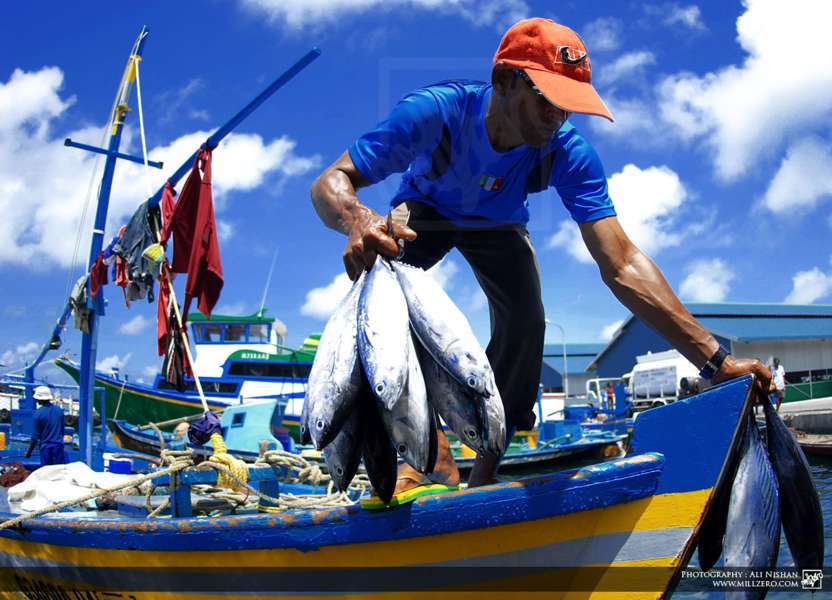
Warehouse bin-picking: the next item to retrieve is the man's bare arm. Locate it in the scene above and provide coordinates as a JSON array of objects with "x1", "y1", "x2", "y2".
[
  {"x1": 579, "y1": 216, "x2": 771, "y2": 387},
  {"x1": 310, "y1": 150, "x2": 415, "y2": 279}
]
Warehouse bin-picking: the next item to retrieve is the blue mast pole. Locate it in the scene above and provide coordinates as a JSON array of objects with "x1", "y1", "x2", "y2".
[{"x1": 77, "y1": 27, "x2": 150, "y2": 468}]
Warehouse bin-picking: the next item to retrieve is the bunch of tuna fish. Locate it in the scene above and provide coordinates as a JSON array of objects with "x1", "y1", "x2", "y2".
[
  {"x1": 698, "y1": 399, "x2": 823, "y2": 595},
  {"x1": 300, "y1": 258, "x2": 506, "y2": 503}
]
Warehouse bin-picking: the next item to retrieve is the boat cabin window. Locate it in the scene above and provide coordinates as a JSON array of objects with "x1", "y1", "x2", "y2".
[
  {"x1": 194, "y1": 324, "x2": 222, "y2": 343},
  {"x1": 248, "y1": 324, "x2": 270, "y2": 343},
  {"x1": 231, "y1": 412, "x2": 246, "y2": 428},
  {"x1": 228, "y1": 361, "x2": 313, "y2": 379},
  {"x1": 193, "y1": 322, "x2": 273, "y2": 344},
  {"x1": 225, "y1": 324, "x2": 246, "y2": 342}
]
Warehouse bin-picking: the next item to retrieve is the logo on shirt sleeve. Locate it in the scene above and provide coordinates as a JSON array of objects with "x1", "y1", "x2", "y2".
[{"x1": 479, "y1": 175, "x2": 503, "y2": 191}]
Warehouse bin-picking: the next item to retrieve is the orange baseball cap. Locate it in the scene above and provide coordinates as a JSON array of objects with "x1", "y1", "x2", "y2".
[{"x1": 494, "y1": 18, "x2": 614, "y2": 122}]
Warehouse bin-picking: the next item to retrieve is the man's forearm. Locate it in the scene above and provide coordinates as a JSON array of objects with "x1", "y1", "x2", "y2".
[
  {"x1": 602, "y1": 249, "x2": 719, "y2": 369},
  {"x1": 310, "y1": 154, "x2": 373, "y2": 235}
]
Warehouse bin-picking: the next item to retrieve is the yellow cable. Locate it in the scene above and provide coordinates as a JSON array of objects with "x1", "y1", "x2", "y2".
[{"x1": 208, "y1": 432, "x2": 248, "y2": 492}]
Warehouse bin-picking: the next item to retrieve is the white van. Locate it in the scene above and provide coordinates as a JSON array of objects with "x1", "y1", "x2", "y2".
[{"x1": 629, "y1": 349, "x2": 700, "y2": 411}]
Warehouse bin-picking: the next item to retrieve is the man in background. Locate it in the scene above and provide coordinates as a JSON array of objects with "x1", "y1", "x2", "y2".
[
  {"x1": 770, "y1": 357, "x2": 786, "y2": 411},
  {"x1": 24, "y1": 385, "x2": 66, "y2": 467}
]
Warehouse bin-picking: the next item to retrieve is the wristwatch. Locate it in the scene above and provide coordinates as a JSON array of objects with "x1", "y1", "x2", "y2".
[{"x1": 699, "y1": 346, "x2": 730, "y2": 380}]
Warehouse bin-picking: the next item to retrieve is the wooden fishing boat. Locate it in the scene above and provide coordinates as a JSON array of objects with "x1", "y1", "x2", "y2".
[
  {"x1": 794, "y1": 432, "x2": 832, "y2": 457},
  {"x1": 106, "y1": 396, "x2": 295, "y2": 461},
  {"x1": 0, "y1": 375, "x2": 755, "y2": 598}
]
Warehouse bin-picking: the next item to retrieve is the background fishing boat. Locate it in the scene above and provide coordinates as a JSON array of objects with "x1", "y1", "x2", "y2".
[
  {"x1": 54, "y1": 309, "x2": 318, "y2": 432},
  {"x1": 0, "y1": 375, "x2": 757, "y2": 598}
]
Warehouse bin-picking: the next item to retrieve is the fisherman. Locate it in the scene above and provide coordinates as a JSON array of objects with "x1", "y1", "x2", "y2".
[
  {"x1": 310, "y1": 18, "x2": 772, "y2": 494},
  {"x1": 24, "y1": 385, "x2": 66, "y2": 467}
]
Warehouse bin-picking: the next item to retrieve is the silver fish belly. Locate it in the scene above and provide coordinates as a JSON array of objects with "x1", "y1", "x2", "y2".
[
  {"x1": 724, "y1": 415, "x2": 781, "y2": 572},
  {"x1": 379, "y1": 333, "x2": 431, "y2": 472},
  {"x1": 358, "y1": 259, "x2": 410, "y2": 410},
  {"x1": 415, "y1": 340, "x2": 486, "y2": 454},
  {"x1": 305, "y1": 273, "x2": 365, "y2": 450},
  {"x1": 322, "y1": 407, "x2": 364, "y2": 493},
  {"x1": 391, "y1": 261, "x2": 497, "y2": 398}
]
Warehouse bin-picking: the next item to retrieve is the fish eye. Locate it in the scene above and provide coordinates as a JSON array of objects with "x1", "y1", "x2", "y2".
[
  {"x1": 467, "y1": 377, "x2": 478, "y2": 388},
  {"x1": 315, "y1": 419, "x2": 324, "y2": 430},
  {"x1": 336, "y1": 466, "x2": 344, "y2": 476},
  {"x1": 376, "y1": 383, "x2": 385, "y2": 394},
  {"x1": 397, "y1": 443, "x2": 407, "y2": 454},
  {"x1": 465, "y1": 428, "x2": 478, "y2": 440}
]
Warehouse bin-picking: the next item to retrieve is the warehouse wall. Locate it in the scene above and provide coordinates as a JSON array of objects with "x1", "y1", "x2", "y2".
[{"x1": 732, "y1": 339, "x2": 832, "y2": 372}]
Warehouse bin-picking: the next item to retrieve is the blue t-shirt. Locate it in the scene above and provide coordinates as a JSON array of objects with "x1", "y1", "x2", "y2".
[
  {"x1": 349, "y1": 80, "x2": 615, "y2": 227},
  {"x1": 32, "y1": 403, "x2": 65, "y2": 446}
]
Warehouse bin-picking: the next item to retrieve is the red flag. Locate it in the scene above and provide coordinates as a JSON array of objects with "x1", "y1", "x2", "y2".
[{"x1": 162, "y1": 148, "x2": 223, "y2": 320}]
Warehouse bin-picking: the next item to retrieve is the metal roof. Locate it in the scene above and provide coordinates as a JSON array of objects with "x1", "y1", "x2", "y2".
[
  {"x1": 542, "y1": 354, "x2": 597, "y2": 376},
  {"x1": 543, "y1": 343, "x2": 606, "y2": 357},
  {"x1": 589, "y1": 302, "x2": 832, "y2": 370},
  {"x1": 187, "y1": 309, "x2": 275, "y2": 324}
]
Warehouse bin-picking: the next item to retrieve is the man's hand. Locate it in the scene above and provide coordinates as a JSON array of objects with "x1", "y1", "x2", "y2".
[
  {"x1": 342, "y1": 210, "x2": 417, "y2": 280},
  {"x1": 712, "y1": 355, "x2": 775, "y2": 401}
]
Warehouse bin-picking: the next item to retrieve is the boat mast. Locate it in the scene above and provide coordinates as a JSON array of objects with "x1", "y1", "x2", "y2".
[{"x1": 77, "y1": 28, "x2": 150, "y2": 468}]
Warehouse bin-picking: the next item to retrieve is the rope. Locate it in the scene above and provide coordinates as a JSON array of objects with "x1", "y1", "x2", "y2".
[
  {"x1": 0, "y1": 459, "x2": 190, "y2": 531},
  {"x1": 209, "y1": 432, "x2": 248, "y2": 492},
  {"x1": 112, "y1": 378, "x2": 128, "y2": 421},
  {"x1": 133, "y1": 55, "x2": 153, "y2": 199}
]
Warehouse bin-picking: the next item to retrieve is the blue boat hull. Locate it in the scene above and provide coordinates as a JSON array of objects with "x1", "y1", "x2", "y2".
[{"x1": 0, "y1": 376, "x2": 756, "y2": 598}]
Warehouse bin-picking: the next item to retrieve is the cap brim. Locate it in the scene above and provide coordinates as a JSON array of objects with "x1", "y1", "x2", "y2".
[{"x1": 525, "y1": 68, "x2": 614, "y2": 122}]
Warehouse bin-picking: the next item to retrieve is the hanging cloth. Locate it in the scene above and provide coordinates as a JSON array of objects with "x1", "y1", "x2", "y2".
[
  {"x1": 161, "y1": 299, "x2": 192, "y2": 391},
  {"x1": 89, "y1": 252, "x2": 108, "y2": 298},
  {"x1": 161, "y1": 148, "x2": 223, "y2": 322}
]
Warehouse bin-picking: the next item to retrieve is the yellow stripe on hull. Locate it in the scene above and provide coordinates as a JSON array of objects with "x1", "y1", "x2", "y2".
[{"x1": 0, "y1": 488, "x2": 710, "y2": 569}]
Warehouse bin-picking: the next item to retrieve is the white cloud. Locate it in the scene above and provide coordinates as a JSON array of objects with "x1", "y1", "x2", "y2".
[
  {"x1": 427, "y1": 258, "x2": 459, "y2": 290},
  {"x1": 548, "y1": 164, "x2": 688, "y2": 262},
  {"x1": 597, "y1": 51, "x2": 656, "y2": 87},
  {"x1": 0, "y1": 341, "x2": 40, "y2": 367},
  {"x1": 760, "y1": 137, "x2": 832, "y2": 214},
  {"x1": 0, "y1": 67, "x2": 320, "y2": 269},
  {"x1": 547, "y1": 220, "x2": 591, "y2": 263},
  {"x1": 589, "y1": 92, "x2": 659, "y2": 141},
  {"x1": 467, "y1": 287, "x2": 488, "y2": 312},
  {"x1": 143, "y1": 365, "x2": 159, "y2": 378},
  {"x1": 97, "y1": 353, "x2": 131, "y2": 373},
  {"x1": 784, "y1": 264, "x2": 832, "y2": 304},
  {"x1": 663, "y1": 4, "x2": 706, "y2": 31},
  {"x1": 300, "y1": 272, "x2": 353, "y2": 319},
  {"x1": 657, "y1": 0, "x2": 832, "y2": 181},
  {"x1": 216, "y1": 220, "x2": 235, "y2": 243},
  {"x1": 240, "y1": 0, "x2": 528, "y2": 31},
  {"x1": 581, "y1": 17, "x2": 622, "y2": 53},
  {"x1": 118, "y1": 315, "x2": 151, "y2": 335},
  {"x1": 600, "y1": 319, "x2": 625, "y2": 341},
  {"x1": 679, "y1": 259, "x2": 735, "y2": 302},
  {"x1": 214, "y1": 301, "x2": 252, "y2": 316}
]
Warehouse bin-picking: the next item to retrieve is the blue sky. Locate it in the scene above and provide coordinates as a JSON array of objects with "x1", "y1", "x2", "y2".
[{"x1": 1, "y1": 0, "x2": 831, "y2": 385}]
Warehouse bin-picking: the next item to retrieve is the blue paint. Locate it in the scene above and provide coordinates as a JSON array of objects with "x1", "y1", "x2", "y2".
[
  {"x1": 78, "y1": 27, "x2": 150, "y2": 469},
  {"x1": 63, "y1": 138, "x2": 164, "y2": 169},
  {"x1": 0, "y1": 454, "x2": 664, "y2": 552},
  {"x1": 0, "y1": 375, "x2": 753, "y2": 559},
  {"x1": 629, "y1": 375, "x2": 751, "y2": 495}
]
